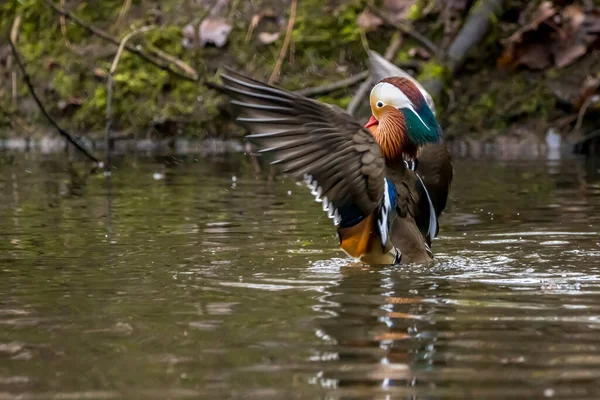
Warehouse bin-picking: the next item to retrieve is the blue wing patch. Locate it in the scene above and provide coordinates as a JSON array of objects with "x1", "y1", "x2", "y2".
[{"x1": 303, "y1": 174, "x2": 395, "y2": 240}]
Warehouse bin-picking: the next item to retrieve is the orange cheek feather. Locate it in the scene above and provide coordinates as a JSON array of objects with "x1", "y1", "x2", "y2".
[{"x1": 372, "y1": 107, "x2": 409, "y2": 161}]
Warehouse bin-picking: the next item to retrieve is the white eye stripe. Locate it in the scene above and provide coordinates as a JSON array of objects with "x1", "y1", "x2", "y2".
[
  {"x1": 371, "y1": 82, "x2": 414, "y2": 109},
  {"x1": 371, "y1": 82, "x2": 430, "y2": 131}
]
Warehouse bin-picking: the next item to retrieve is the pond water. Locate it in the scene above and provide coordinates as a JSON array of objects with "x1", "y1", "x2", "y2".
[{"x1": 1, "y1": 152, "x2": 600, "y2": 399}]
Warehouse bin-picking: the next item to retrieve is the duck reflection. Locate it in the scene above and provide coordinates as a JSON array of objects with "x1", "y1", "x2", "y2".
[{"x1": 313, "y1": 265, "x2": 452, "y2": 393}]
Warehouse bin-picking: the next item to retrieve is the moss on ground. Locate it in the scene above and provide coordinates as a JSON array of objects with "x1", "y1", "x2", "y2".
[
  {"x1": 1, "y1": 0, "x2": 384, "y2": 137},
  {"x1": 0, "y1": 0, "x2": 595, "y2": 141}
]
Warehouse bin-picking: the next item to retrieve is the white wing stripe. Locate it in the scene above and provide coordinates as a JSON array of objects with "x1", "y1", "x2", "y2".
[
  {"x1": 415, "y1": 173, "x2": 438, "y2": 240},
  {"x1": 303, "y1": 174, "x2": 340, "y2": 227}
]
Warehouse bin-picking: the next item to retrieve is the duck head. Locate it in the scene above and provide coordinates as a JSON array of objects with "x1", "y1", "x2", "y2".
[{"x1": 365, "y1": 77, "x2": 442, "y2": 161}]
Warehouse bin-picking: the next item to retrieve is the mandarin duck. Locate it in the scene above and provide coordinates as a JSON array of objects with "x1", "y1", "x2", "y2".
[{"x1": 211, "y1": 52, "x2": 452, "y2": 265}]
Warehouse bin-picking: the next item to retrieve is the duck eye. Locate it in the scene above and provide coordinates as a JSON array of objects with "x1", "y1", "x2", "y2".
[{"x1": 376, "y1": 101, "x2": 384, "y2": 108}]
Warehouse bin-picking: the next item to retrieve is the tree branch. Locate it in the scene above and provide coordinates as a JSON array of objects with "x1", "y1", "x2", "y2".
[
  {"x1": 367, "y1": 5, "x2": 440, "y2": 58},
  {"x1": 8, "y1": 19, "x2": 99, "y2": 164},
  {"x1": 269, "y1": 0, "x2": 297, "y2": 84},
  {"x1": 294, "y1": 71, "x2": 369, "y2": 97},
  {"x1": 42, "y1": 0, "x2": 199, "y2": 82},
  {"x1": 445, "y1": 0, "x2": 505, "y2": 74}
]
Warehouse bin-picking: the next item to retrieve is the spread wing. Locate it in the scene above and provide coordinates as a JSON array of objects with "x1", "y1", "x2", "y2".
[{"x1": 212, "y1": 69, "x2": 386, "y2": 226}]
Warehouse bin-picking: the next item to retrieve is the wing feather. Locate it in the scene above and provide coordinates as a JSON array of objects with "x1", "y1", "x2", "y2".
[{"x1": 212, "y1": 68, "x2": 387, "y2": 221}]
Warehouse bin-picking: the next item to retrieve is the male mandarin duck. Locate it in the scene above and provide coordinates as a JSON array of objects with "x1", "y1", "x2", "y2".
[{"x1": 212, "y1": 51, "x2": 452, "y2": 265}]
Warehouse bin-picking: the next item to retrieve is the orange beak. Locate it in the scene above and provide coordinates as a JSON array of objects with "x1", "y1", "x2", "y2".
[{"x1": 365, "y1": 115, "x2": 379, "y2": 129}]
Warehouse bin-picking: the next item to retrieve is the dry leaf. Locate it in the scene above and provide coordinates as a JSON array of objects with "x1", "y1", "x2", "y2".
[
  {"x1": 199, "y1": 17, "x2": 232, "y2": 48},
  {"x1": 357, "y1": 10, "x2": 383, "y2": 31},
  {"x1": 257, "y1": 31, "x2": 280, "y2": 44},
  {"x1": 553, "y1": 44, "x2": 587, "y2": 68},
  {"x1": 551, "y1": 5, "x2": 591, "y2": 68},
  {"x1": 499, "y1": 1, "x2": 600, "y2": 70},
  {"x1": 507, "y1": 1, "x2": 557, "y2": 44}
]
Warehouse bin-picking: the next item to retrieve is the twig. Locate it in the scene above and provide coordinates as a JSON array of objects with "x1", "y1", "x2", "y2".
[
  {"x1": 147, "y1": 45, "x2": 198, "y2": 79},
  {"x1": 296, "y1": 56, "x2": 420, "y2": 98},
  {"x1": 106, "y1": 26, "x2": 155, "y2": 172},
  {"x1": 346, "y1": 76, "x2": 373, "y2": 116},
  {"x1": 9, "y1": 14, "x2": 22, "y2": 105},
  {"x1": 110, "y1": 26, "x2": 156, "y2": 73},
  {"x1": 359, "y1": 30, "x2": 370, "y2": 53},
  {"x1": 295, "y1": 71, "x2": 369, "y2": 97},
  {"x1": 573, "y1": 95, "x2": 596, "y2": 134},
  {"x1": 245, "y1": 14, "x2": 261, "y2": 42},
  {"x1": 43, "y1": 0, "x2": 199, "y2": 81},
  {"x1": 59, "y1": 0, "x2": 72, "y2": 48},
  {"x1": 384, "y1": 31, "x2": 403, "y2": 60},
  {"x1": 268, "y1": 0, "x2": 297, "y2": 84},
  {"x1": 367, "y1": 5, "x2": 440, "y2": 58},
  {"x1": 112, "y1": 0, "x2": 132, "y2": 30},
  {"x1": 8, "y1": 21, "x2": 99, "y2": 164},
  {"x1": 228, "y1": 0, "x2": 239, "y2": 19}
]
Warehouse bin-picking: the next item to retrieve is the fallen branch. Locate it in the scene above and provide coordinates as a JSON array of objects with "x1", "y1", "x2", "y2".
[
  {"x1": 105, "y1": 26, "x2": 155, "y2": 171},
  {"x1": 269, "y1": 0, "x2": 297, "y2": 84},
  {"x1": 294, "y1": 71, "x2": 369, "y2": 97},
  {"x1": 445, "y1": 0, "x2": 505, "y2": 74},
  {"x1": 418, "y1": 0, "x2": 505, "y2": 101},
  {"x1": 367, "y1": 5, "x2": 440, "y2": 58},
  {"x1": 43, "y1": 0, "x2": 199, "y2": 81},
  {"x1": 8, "y1": 18, "x2": 99, "y2": 164}
]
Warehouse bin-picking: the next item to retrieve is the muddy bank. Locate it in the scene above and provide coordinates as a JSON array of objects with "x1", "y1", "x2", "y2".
[{"x1": 0, "y1": 133, "x2": 583, "y2": 162}]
